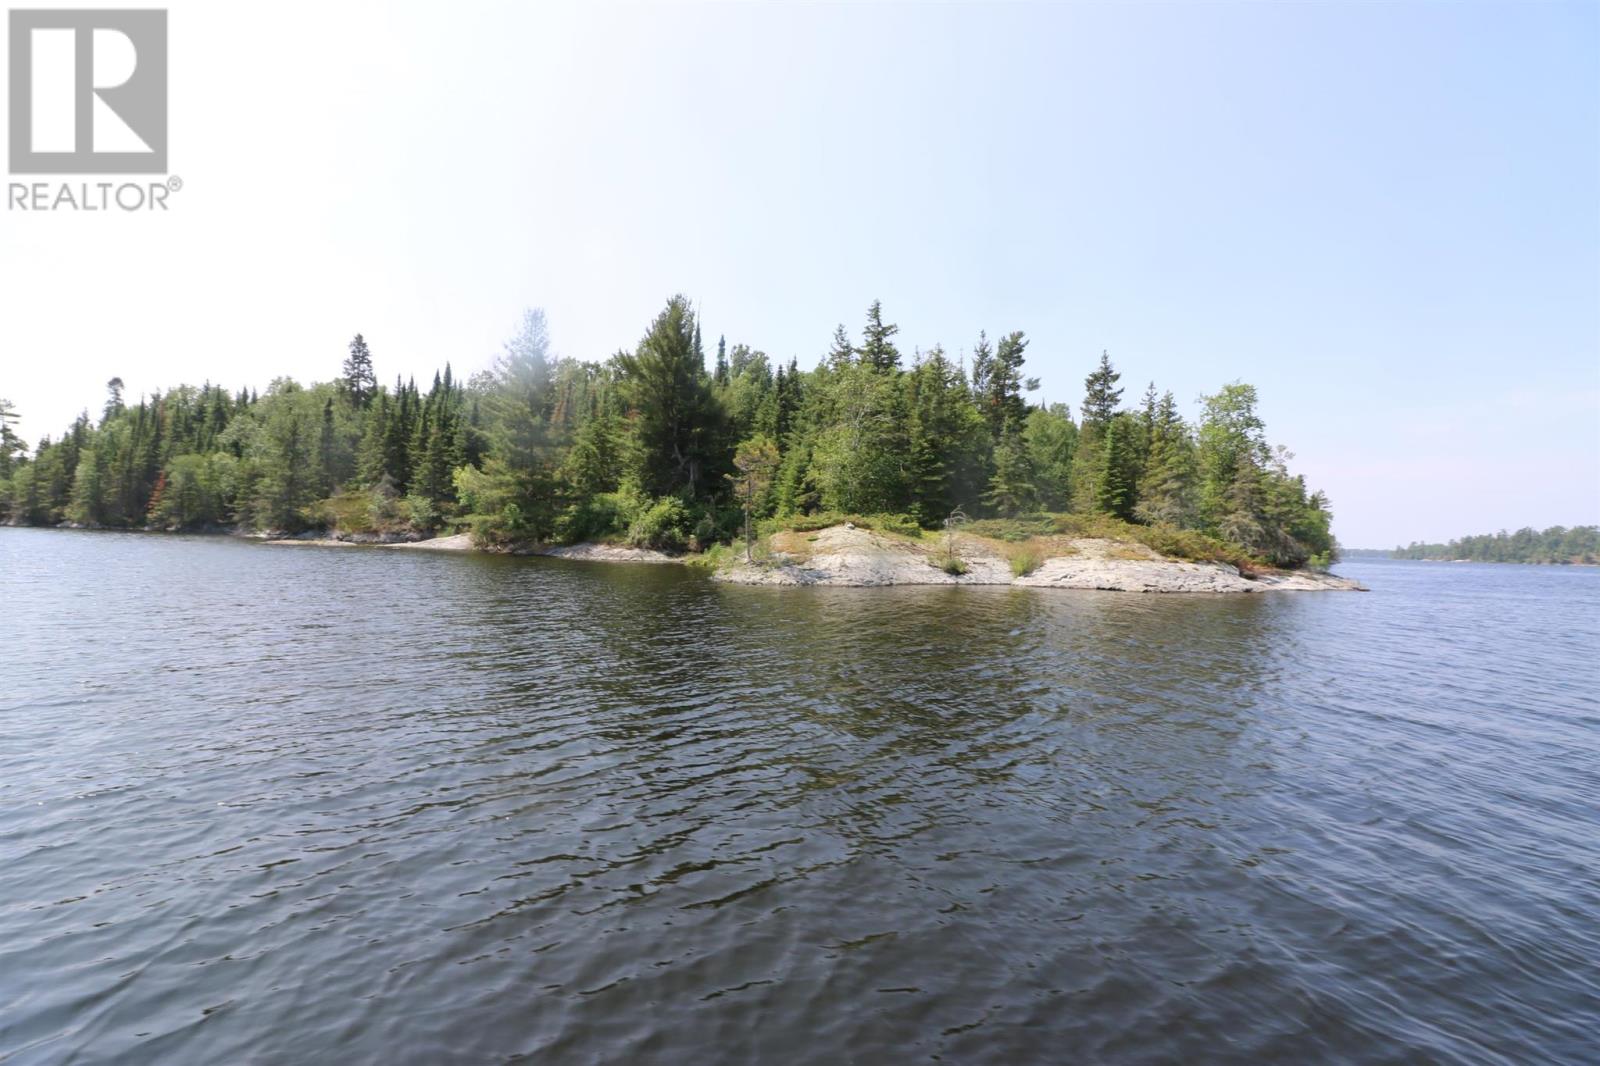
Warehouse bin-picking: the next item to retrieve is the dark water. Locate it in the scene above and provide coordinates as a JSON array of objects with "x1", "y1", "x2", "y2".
[{"x1": 2, "y1": 529, "x2": 1597, "y2": 1064}]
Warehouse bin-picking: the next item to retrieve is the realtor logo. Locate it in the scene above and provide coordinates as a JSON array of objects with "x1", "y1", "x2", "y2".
[{"x1": 8, "y1": 9, "x2": 167, "y2": 174}]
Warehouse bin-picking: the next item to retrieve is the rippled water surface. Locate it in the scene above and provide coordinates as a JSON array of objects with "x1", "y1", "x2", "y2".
[{"x1": 2, "y1": 528, "x2": 1597, "y2": 1064}]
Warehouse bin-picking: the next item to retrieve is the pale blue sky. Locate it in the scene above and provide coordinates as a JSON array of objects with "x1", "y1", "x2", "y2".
[{"x1": 2, "y1": 0, "x2": 1596, "y2": 547}]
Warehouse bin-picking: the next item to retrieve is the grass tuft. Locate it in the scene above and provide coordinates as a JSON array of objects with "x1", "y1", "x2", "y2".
[{"x1": 1008, "y1": 545, "x2": 1044, "y2": 577}]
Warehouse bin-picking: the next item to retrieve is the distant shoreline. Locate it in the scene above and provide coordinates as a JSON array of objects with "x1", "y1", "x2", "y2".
[
  {"x1": 1342, "y1": 548, "x2": 1598, "y2": 567},
  {"x1": 1406, "y1": 557, "x2": 1597, "y2": 567}
]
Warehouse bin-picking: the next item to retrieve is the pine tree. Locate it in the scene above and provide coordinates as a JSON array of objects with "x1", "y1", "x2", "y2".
[
  {"x1": 0, "y1": 398, "x2": 24, "y2": 478},
  {"x1": 714, "y1": 335, "x2": 729, "y2": 385},
  {"x1": 103, "y1": 378, "x2": 125, "y2": 425},
  {"x1": 983, "y1": 331, "x2": 1036, "y2": 437}
]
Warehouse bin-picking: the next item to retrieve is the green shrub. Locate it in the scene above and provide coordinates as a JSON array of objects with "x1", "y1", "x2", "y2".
[
  {"x1": 318, "y1": 491, "x2": 377, "y2": 534},
  {"x1": 626, "y1": 495, "x2": 695, "y2": 551},
  {"x1": 1009, "y1": 546, "x2": 1043, "y2": 577},
  {"x1": 555, "y1": 492, "x2": 625, "y2": 544},
  {"x1": 403, "y1": 493, "x2": 438, "y2": 532},
  {"x1": 687, "y1": 542, "x2": 734, "y2": 570}
]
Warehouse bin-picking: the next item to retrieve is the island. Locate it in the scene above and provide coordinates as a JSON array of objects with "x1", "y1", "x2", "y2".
[{"x1": 1, "y1": 297, "x2": 1352, "y2": 591}]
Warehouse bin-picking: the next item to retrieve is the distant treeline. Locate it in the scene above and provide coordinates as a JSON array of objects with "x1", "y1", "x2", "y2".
[
  {"x1": 1393, "y1": 526, "x2": 1599, "y2": 564},
  {"x1": 0, "y1": 297, "x2": 1337, "y2": 568}
]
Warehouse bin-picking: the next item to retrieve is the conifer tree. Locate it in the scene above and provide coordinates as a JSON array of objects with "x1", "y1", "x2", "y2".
[
  {"x1": 857, "y1": 301, "x2": 901, "y2": 373},
  {"x1": 827, "y1": 325, "x2": 855, "y2": 371},
  {"x1": 616, "y1": 295, "x2": 724, "y2": 497},
  {"x1": 358, "y1": 392, "x2": 391, "y2": 485},
  {"x1": 986, "y1": 428, "x2": 1038, "y2": 516},
  {"x1": 1095, "y1": 414, "x2": 1140, "y2": 521},
  {"x1": 983, "y1": 331, "x2": 1036, "y2": 437},
  {"x1": 1023, "y1": 404, "x2": 1077, "y2": 511},
  {"x1": 342, "y1": 334, "x2": 377, "y2": 407},
  {"x1": 1081, "y1": 351, "x2": 1122, "y2": 428},
  {"x1": 0, "y1": 398, "x2": 24, "y2": 477},
  {"x1": 969, "y1": 331, "x2": 993, "y2": 404},
  {"x1": 318, "y1": 396, "x2": 337, "y2": 496},
  {"x1": 103, "y1": 378, "x2": 125, "y2": 425},
  {"x1": 1134, "y1": 391, "x2": 1196, "y2": 527}
]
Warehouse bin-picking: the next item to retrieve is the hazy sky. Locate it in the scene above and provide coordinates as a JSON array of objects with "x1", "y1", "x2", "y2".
[{"x1": 2, "y1": 0, "x2": 1596, "y2": 548}]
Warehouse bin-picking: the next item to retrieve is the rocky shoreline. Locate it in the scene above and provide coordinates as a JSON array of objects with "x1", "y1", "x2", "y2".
[
  {"x1": 713, "y1": 525, "x2": 1364, "y2": 593},
  {"x1": 24, "y1": 521, "x2": 1363, "y2": 592}
]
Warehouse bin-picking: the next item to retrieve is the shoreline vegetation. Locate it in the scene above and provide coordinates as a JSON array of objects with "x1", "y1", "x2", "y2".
[
  {"x1": 14, "y1": 520, "x2": 1361, "y2": 593},
  {"x1": 1, "y1": 297, "x2": 1344, "y2": 589}
]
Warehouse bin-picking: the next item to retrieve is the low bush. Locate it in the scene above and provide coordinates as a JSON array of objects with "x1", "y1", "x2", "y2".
[
  {"x1": 963, "y1": 514, "x2": 1056, "y2": 542},
  {"x1": 318, "y1": 491, "x2": 378, "y2": 534},
  {"x1": 1008, "y1": 545, "x2": 1043, "y2": 577},
  {"x1": 759, "y1": 511, "x2": 922, "y2": 539}
]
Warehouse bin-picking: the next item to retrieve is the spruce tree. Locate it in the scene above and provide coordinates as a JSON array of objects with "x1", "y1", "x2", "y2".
[
  {"x1": 1081, "y1": 351, "x2": 1122, "y2": 428},
  {"x1": 1135, "y1": 392, "x2": 1196, "y2": 527},
  {"x1": 358, "y1": 392, "x2": 390, "y2": 485},
  {"x1": 857, "y1": 301, "x2": 901, "y2": 373},
  {"x1": 616, "y1": 295, "x2": 724, "y2": 497},
  {"x1": 342, "y1": 334, "x2": 377, "y2": 407},
  {"x1": 986, "y1": 428, "x2": 1038, "y2": 516},
  {"x1": 827, "y1": 324, "x2": 855, "y2": 371},
  {"x1": 969, "y1": 331, "x2": 993, "y2": 404},
  {"x1": 1095, "y1": 413, "x2": 1140, "y2": 521}
]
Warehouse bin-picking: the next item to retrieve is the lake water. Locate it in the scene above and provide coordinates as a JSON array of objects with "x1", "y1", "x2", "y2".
[{"x1": 1, "y1": 528, "x2": 1596, "y2": 1064}]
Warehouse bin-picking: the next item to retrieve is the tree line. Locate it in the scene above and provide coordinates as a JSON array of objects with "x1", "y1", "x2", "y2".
[
  {"x1": 0, "y1": 296, "x2": 1337, "y2": 567},
  {"x1": 1393, "y1": 526, "x2": 1598, "y2": 564}
]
